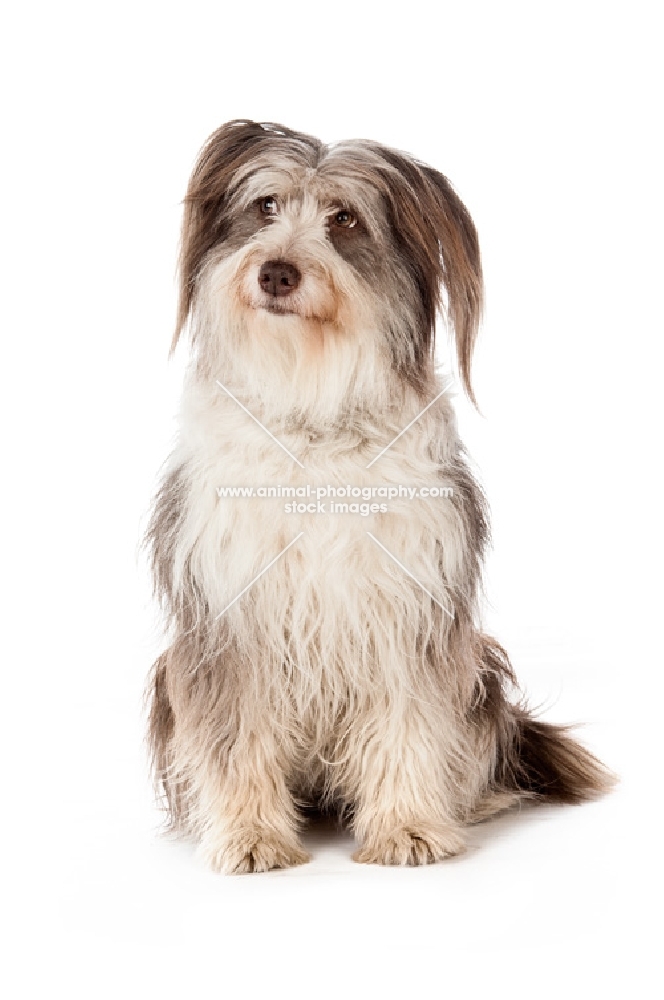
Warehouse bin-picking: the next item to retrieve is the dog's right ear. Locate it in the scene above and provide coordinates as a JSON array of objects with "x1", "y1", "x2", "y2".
[
  {"x1": 171, "y1": 120, "x2": 282, "y2": 352},
  {"x1": 172, "y1": 120, "x2": 271, "y2": 351}
]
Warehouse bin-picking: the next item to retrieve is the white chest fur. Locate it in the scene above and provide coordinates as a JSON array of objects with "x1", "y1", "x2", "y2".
[{"x1": 169, "y1": 375, "x2": 468, "y2": 690}]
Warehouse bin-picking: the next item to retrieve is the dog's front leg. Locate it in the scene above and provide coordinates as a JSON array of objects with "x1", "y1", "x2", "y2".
[
  {"x1": 196, "y1": 725, "x2": 310, "y2": 874},
  {"x1": 349, "y1": 700, "x2": 466, "y2": 866}
]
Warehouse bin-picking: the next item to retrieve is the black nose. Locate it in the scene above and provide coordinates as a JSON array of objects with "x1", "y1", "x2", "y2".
[{"x1": 258, "y1": 259, "x2": 301, "y2": 297}]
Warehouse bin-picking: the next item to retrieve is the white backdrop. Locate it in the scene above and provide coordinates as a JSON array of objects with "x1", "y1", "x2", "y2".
[{"x1": 2, "y1": 2, "x2": 661, "y2": 997}]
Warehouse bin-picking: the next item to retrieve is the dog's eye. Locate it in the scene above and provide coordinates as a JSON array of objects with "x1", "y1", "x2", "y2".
[
  {"x1": 332, "y1": 209, "x2": 357, "y2": 229},
  {"x1": 258, "y1": 196, "x2": 278, "y2": 216}
]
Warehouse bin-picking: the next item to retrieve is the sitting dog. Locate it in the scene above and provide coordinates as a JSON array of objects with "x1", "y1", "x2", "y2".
[{"x1": 147, "y1": 120, "x2": 613, "y2": 873}]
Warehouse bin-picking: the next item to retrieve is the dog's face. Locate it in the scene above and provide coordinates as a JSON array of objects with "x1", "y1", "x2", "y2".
[{"x1": 176, "y1": 121, "x2": 482, "y2": 402}]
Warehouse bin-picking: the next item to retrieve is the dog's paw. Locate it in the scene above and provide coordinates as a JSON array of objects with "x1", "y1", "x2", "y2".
[
  {"x1": 201, "y1": 828, "x2": 311, "y2": 874},
  {"x1": 352, "y1": 824, "x2": 465, "y2": 866}
]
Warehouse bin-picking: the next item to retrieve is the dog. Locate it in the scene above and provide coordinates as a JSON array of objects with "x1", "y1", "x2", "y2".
[{"x1": 146, "y1": 120, "x2": 613, "y2": 873}]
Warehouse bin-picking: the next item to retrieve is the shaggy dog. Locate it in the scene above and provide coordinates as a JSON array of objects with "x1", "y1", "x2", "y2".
[{"x1": 147, "y1": 120, "x2": 612, "y2": 873}]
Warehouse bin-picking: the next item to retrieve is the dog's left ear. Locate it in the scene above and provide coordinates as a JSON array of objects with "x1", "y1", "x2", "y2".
[
  {"x1": 419, "y1": 165, "x2": 483, "y2": 407},
  {"x1": 382, "y1": 150, "x2": 483, "y2": 405}
]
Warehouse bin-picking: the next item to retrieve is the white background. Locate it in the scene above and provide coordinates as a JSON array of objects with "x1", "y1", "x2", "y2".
[{"x1": 2, "y1": 1, "x2": 662, "y2": 997}]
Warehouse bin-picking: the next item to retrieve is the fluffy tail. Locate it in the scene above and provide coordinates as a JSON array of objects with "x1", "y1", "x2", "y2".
[
  {"x1": 478, "y1": 637, "x2": 616, "y2": 808},
  {"x1": 501, "y1": 711, "x2": 616, "y2": 803}
]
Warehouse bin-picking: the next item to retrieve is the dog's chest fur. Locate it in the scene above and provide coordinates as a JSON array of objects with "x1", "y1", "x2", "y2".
[{"x1": 171, "y1": 375, "x2": 468, "y2": 723}]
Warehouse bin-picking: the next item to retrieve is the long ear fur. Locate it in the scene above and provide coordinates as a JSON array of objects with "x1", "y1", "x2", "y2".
[
  {"x1": 171, "y1": 119, "x2": 322, "y2": 352},
  {"x1": 420, "y1": 166, "x2": 483, "y2": 407},
  {"x1": 370, "y1": 147, "x2": 483, "y2": 404}
]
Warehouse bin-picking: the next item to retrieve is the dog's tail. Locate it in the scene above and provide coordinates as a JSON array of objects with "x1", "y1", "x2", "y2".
[
  {"x1": 477, "y1": 637, "x2": 616, "y2": 811},
  {"x1": 499, "y1": 710, "x2": 616, "y2": 803}
]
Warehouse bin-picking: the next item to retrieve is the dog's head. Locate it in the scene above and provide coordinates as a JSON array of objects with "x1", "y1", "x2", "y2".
[{"x1": 175, "y1": 120, "x2": 482, "y2": 404}]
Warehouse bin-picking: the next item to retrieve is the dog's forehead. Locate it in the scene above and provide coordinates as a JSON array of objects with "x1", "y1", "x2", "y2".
[{"x1": 229, "y1": 143, "x2": 388, "y2": 216}]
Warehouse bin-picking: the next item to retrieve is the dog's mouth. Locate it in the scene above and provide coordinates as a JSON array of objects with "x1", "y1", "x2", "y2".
[{"x1": 259, "y1": 300, "x2": 299, "y2": 316}]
